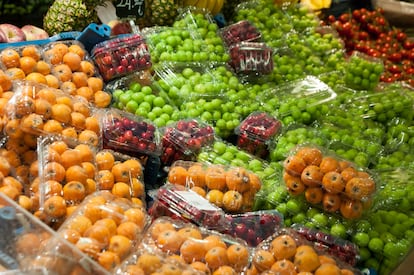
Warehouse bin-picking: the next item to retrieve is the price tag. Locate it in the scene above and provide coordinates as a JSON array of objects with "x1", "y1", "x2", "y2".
[
  {"x1": 115, "y1": 0, "x2": 145, "y2": 18},
  {"x1": 175, "y1": 191, "x2": 219, "y2": 211}
]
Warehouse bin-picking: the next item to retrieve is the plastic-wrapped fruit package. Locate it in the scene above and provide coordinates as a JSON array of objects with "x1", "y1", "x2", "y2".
[
  {"x1": 114, "y1": 243, "x2": 203, "y2": 274},
  {"x1": 91, "y1": 34, "x2": 152, "y2": 82},
  {"x1": 166, "y1": 160, "x2": 263, "y2": 213},
  {"x1": 282, "y1": 144, "x2": 378, "y2": 220},
  {"x1": 235, "y1": 111, "x2": 282, "y2": 159},
  {"x1": 100, "y1": 108, "x2": 162, "y2": 158},
  {"x1": 228, "y1": 41, "x2": 274, "y2": 75},
  {"x1": 344, "y1": 51, "x2": 384, "y2": 91},
  {"x1": 291, "y1": 224, "x2": 360, "y2": 266},
  {"x1": 95, "y1": 149, "x2": 146, "y2": 208},
  {"x1": 57, "y1": 190, "x2": 151, "y2": 272},
  {"x1": 222, "y1": 210, "x2": 284, "y2": 247},
  {"x1": 248, "y1": 226, "x2": 361, "y2": 274},
  {"x1": 0, "y1": 192, "x2": 109, "y2": 275},
  {"x1": 0, "y1": 42, "x2": 110, "y2": 108},
  {"x1": 160, "y1": 118, "x2": 215, "y2": 167},
  {"x1": 36, "y1": 135, "x2": 99, "y2": 229},
  {"x1": 148, "y1": 183, "x2": 228, "y2": 230},
  {"x1": 4, "y1": 80, "x2": 101, "y2": 147},
  {"x1": 256, "y1": 76, "x2": 337, "y2": 126},
  {"x1": 142, "y1": 216, "x2": 251, "y2": 274},
  {"x1": 219, "y1": 20, "x2": 262, "y2": 48}
]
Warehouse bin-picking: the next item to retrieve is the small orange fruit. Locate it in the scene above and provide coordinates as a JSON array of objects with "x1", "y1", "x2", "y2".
[
  {"x1": 63, "y1": 180, "x2": 86, "y2": 203},
  {"x1": 340, "y1": 198, "x2": 363, "y2": 219},
  {"x1": 205, "y1": 165, "x2": 227, "y2": 191},
  {"x1": 284, "y1": 155, "x2": 307, "y2": 176},
  {"x1": 136, "y1": 252, "x2": 162, "y2": 274},
  {"x1": 206, "y1": 189, "x2": 224, "y2": 208},
  {"x1": 79, "y1": 60, "x2": 95, "y2": 76},
  {"x1": 52, "y1": 64, "x2": 72, "y2": 82},
  {"x1": 345, "y1": 177, "x2": 375, "y2": 200},
  {"x1": 94, "y1": 90, "x2": 112, "y2": 108},
  {"x1": 1, "y1": 48, "x2": 20, "y2": 68},
  {"x1": 252, "y1": 249, "x2": 276, "y2": 272},
  {"x1": 34, "y1": 60, "x2": 51, "y2": 75},
  {"x1": 301, "y1": 165, "x2": 323, "y2": 187},
  {"x1": 19, "y1": 56, "x2": 37, "y2": 75},
  {"x1": 296, "y1": 147, "x2": 323, "y2": 166},
  {"x1": 270, "y1": 234, "x2": 297, "y2": 261},
  {"x1": 319, "y1": 157, "x2": 340, "y2": 174},
  {"x1": 22, "y1": 45, "x2": 41, "y2": 61},
  {"x1": 167, "y1": 166, "x2": 188, "y2": 185},
  {"x1": 270, "y1": 259, "x2": 297, "y2": 275},
  {"x1": 314, "y1": 263, "x2": 341, "y2": 275},
  {"x1": 213, "y1": 266, "x2": 237, "y2": 275},
  {"x1": 43, "y1": 195, "x2": 67, "y2": 219},
  {"x1": 180, "y1": 238, "x2": 207, "y2": 263},
  {"x1": 72, "y1": 71, "x2": 88, "y2": 88},
  {"x1": 117, "y1": 221, "x2": 142, "y2": 241},
  {"x1": 98, "y1": 250, "x2": 121, "y2": 271},
  {"x1": 285, "y1": 176, "x2": 306, "y2": 196},
  {"x1": 25, "y1": 72, "x2": 47, "y2": 84},
  {"x1": 322, "y1": 193, "x2": 341, "y2": 213},
  {"x1": 78, "y1": 129, "x2": 99, "y2": 146},
  {"x1": 322, "y1": 171, "x2": 345, "y2": 194},
  {"x1": 203, "y1": 234, "x2": 227, "y2": 251},
  {"x1": 108, "y1": 234, "x2": 132, "y2": 259},
  {"x1": 156, "y1": 229, "x2": 184, "y2": 253},
  {"x1": 305, "y1": 187, "x2": 324, "y2": 204},
  {"x1": 63, "y1": 52, "x2": 82, "y2": 71},
  {"x1": 226, "y1": 244, "x2": 249, "y2": 271},
  {"x1": 222, "y1": 190, "x2": 243, "y2": 212},
  {"x1": 205, "y1": 246, "x2": 229, "y2": 271}
]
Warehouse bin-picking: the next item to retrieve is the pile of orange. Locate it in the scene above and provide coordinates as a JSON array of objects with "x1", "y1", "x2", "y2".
[
  {"x1": 144, "y1": 216, "x2": 251, "y2": 274},
  {"x1": 167, "y1": 161, "x2": 262, "y2": 213},
  {"x1": 283, "y1": 146, "x2": 376, "y2": 219},
  {"x1": 95, "y1": 149, "x2": 146, "y2": 207},
  {"x1": 117, "y1": 246, "x2": 205, "y2": 275},
  {"x1": 0, "y1": 42, "x2": 111, "y2": 108},
  {"x1": 248, "y1": 232, "x2": 356, "y2": 275},
  {"x1": 3, "y1": 81, "x2": 101, "y2": 146},
  {"x1": 57, "y1": 190, "x2": 150, "y2": 271}
]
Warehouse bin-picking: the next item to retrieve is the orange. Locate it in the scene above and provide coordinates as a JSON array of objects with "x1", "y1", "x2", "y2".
[
  {"x1": 341, "y1": 269, "x2": 355, "y2": 275},
  {"x1": 156, "y1": 229, "x2": 184, "y2": 253},
  {"x1": 222, "y1": 190, "x2": 243, "y2": 212},
  {"x1": 79, "y1": 60, "x2": 96, "y2": 77},
  {"x1": 108, "y1": 234, "x2": 132, "y2": 259},
  {"x1": 314, "y1": 263, "x2": 341, "y2": 275},
  {"x1": 43, "y1": 195, "x2": 67, "y2": 219},
  {"x1": 43, "y1": 49, "x2": 63, "y2": 65},
  {"x1": 167, "y1": 165, "x2": 188, "y2": 185},
  {"x1": 203, "y1": 234, "x2": 227, "y2": 251},
  {"x1": 226, "y1": 244, "x2": 249, "y2": 271},
  {"x1": 76, "y1": 238, "x2": 101, "y2": 260},
  {"x1": 159, "y1": 263, "x2": 183, "y2": 275},
  {"x1": 18, "y1": 194, "x2": 33, "y2": 211},
  {"x1": 21, "y1": 113, "x2": 44, "y2": 132},
  {"x1": 0, "y1": 70, "x2": 12, "y2": 91},
  {"x1": 190, "y1": 186, "x2": 206, "y2": 197},
  {"x1": 43, "y1": 179, "x2": 63, "y2": 197},
  {"x1": 1, "y1": 48, "x2": 20, "y2": 68},
  {"x1": 100, "y1": 203, "x2": 125, "y2": 225},
  {"x1": 0, "y1": 185, "x2": 20, "y2": 200},
  {"x1": 177, "y1": 226, "x2": 203, "y2": 240},
  {"x1": 51, "y1": 103, "x2": 72, "y2": 124},
  {"x1": 94, "y1": 90, "x2": 112, "y2": 108},
  {"x1": 248, "y1": 172, "x2": 262, "y2": 192},
  {"x1": 36, "y1": 87, "x2": 57, "y2": 104},
  {"x1": 340, "y1": 198, "x2": 363, "y2": 219},
  {"x1": 84, "y1": 116, "x2": 100, "y2": 133},
  {"x1": 212, "y1": 266, "x2": 237, "y2": 275},
  {"x1": 270, "y1": 234, "x2": 297, "y2": 261},
  {"x1": 305, "y1": 187, "x2": 324, "y2": 204},
  {"x1": 44, "y1": 161, "x2": 66, "y2": 182},
  {"x1": 84, "y1": 224, "x2": 112, "y2": 247},
  {"x1": 73, "y1": 144, "x2": 94, "y2": 163},
  {"x1": 187, "y1": 163, "x2": 206, "y2": 188},
  {"x1": 319, "y1": 157, "x2": 340, "y2": 174},
  {"x1": 60, "y1": 228, "x2": 81, "y2": 244},
  {"x1": 296, "y1": 147, "x2": 323, "y2": 166},
  {"x1": 301, "y1": 165, "x2": 323, "y2": 187},
  {"x1": 78, "y1": 129, "x2": 99, "y2": 146},
  {"x1": 0, "y1": 155, "x2": 11, "y2": 176},
  {"x1": 98, "y1": 250, "x2": 121, "y2": 271},
  {"x1": 13, "y1": 96, "x2": 35, "y2": 117},
  {"x1": 284, "y1": 155, "x2": 307, "y2": 177},
  {"x1": 96, "y1": 150, "x2": 115, "y2": 170},
  {"x1": 270, "y1": 259, "x2": 297, "y2": 275},
  {"x1": 87, "y1": 76, "x2": 104, "y2": 92},
  {"x1": 73, "y1": 100, "x2": 91, "y2": 117},
  {"x1": 111, "y1": 162, "x2": 131, "y2": 183},
  {"x1": 180, "y1": 238, "x2": 207, "y2": 263},
  {"x1": 35, "y1": 98, "x2": 53, "y2": 118},
  {"x1": 23, "y1": 133, "x2": 37, "y2": 149},
  {"x1": 63, "y1": 52, "x2": 82, "y2": 71},
  {"x1": 205, "y1": 246, "x2": 229, "y2": 271},
  {"x1": 61, "y1": 127, "x2": 77, "y2": 139},
  {"x1": 60, "y1": 149, "x2": 82, "y2": 169},
  {"x1": 116, "y1": 221, "x2": 142, "y2": 241},
  {"x1": 25, "y1": 72, "x2": 47, "y2": 84},
  {"x1": 95, "y1": 218, "x2": 118, "y2": 236},
  {"x1": 285, "y1": 175, "x2": 306, "y2": 196},
  {"x1": 22, "y1": 45, "x2": 41, "y2": 61},
  {"x1": 15, "y1": 232, "x2": 41, "y2": 254},
  {"x1": 63, "y1": 180, "x2": 86, "y2": 202},
  {"x1": 150, "y1": 219, "x2": 176, "y2": 240},
  {"x1": 206, "y1": 189, "x2": 224, "y2": 208},
  {"x1": 322, "y1": 193, "x2": 341, "y2": 212},
  {"x1": 52, "y1": 64, "x2": 72, "y2": 82},
  {"x1": 68, "y1": 44, "x2": 86, "y2": 59},
  {"x1": 294, "y1": 246, "x2": 320, "y2": 272},
  {"x1": 43, "y1": 119, "x2": 64, "y2": 134},
  {"x1": 4, "y1": 119, "x2": 24, "y2": 140},
  {"x1": 112, "y1": 182, "x2": 132, "y2": 199},
  {"x1": 45, "y1": 74, "x2": 60, "y2": 88},
  {"x1": 136, "y1": 252, "x2": 162, "y2": 274},
  {"x1": 34, "y1": 60, "x2": 52, "y2": 75},
  {"x1": 76, "y1": 86, "x2": 94, "y2": 101},
  {"x1": 252, "y1": 249, "x2": 276, "y2": 272},
  {"x1": 318, "y1": 255, "x2": 336, "y2": 265},
  {"x1": 3, "y1": 176, "x2": 23, "y2": 192},
  {"x1": 226, "y1": 167, "x2": 250, "y2": 193},
  {"x1": 72, "y1": 71, "x2": 88, "y2": 88},
  {"x1": 190, "y1": 261, "x2": 210, "y2": 274},
  {"x1": 56, "y1": 95, "x2": 74, "y2": 108},
  {"x1": 345, "y1": 177, "x2": 375, "y2": 200},
  {"x1": 123, "y1": 265, "x2": 145, "y2": 275},
  {"x1": 61, "y1": 81, "x2": 77, "y2": 95},
  {"x1": 97, "y1": 170, "x2": 115, "y2": 190},
  {"x1": 19, "y1": 56, "x2": 37, "y2": 75},
  {"x1": 71, "y1": 111, "x2": 86, "y2": 129},
  {"x1": 340, "y1": 167, "x2": 358, "y2": 182},
  {"x1": 205, "y1": 165, "x2": 227, "y2": 190},
  {"x1": 322, "y1": 171, "x2": 345, "y2": 194},
  {"x1": 123, "y1": 158, "x2": 143, "y2": 178}
]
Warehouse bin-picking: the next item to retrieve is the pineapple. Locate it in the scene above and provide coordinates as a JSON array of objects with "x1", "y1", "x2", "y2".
[
  {"x1": 146, "y1": 0, "x2": 179, "y2": 27},
  {"x1": 43, "y1": 0, "x2": 108, "y2": 35}
]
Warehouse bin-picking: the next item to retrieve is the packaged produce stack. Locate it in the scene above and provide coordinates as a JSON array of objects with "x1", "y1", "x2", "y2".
[{"x1": 0, "y1": 0, "x2": 413, "y2": 274}]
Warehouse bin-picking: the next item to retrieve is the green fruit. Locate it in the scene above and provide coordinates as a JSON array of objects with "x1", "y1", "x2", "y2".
[
  {"x1": 368, "y1": 237, "x2": 384, "y2": 253},
  {"x1": 353, "y1": 232, "x2": 370, "y2": 247}
]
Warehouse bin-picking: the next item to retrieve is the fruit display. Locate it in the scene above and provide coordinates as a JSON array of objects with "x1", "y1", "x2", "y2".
[
  {"x1": 0, "y1": 0, "x2": 413, "y2": 274},
  {"x1": 141, "y1": 216, "x2": 251, "y2": 274},
  {"x1": 160, "y1": 118, "x2": 215, "y2": 166},
  {"x1": 0, "y1": 23, "x2": 49, "y2": 43},
  {"x1": 235, "y1": 111, "x2": 282, "y2": 159},
  {"x1": 0, "y1": 192, "x2": 107, "y2": 274},
  {"x1": 91, "y1": 34, "x2": 152, "y2": 82},
  {"x1": 56, "y1": 190, "x2": 151, "y2": 271},
  {"x1": 249, "y1": 227, "x2": 358, "y2": 274},
  {"x1": 283, "y1": 144, "x2": 377, "y2": 219},
  {"x1": 166, "y1": 160, "x2": 263, "y2": 213}
]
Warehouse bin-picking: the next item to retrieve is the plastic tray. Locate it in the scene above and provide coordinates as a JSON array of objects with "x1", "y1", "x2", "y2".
[
  {"x1": 219, "y1": 20, "x2": 262, "y2": 48},
  {"x1": 228, "y1": 41, "x2": 274, "y2": 75}
]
